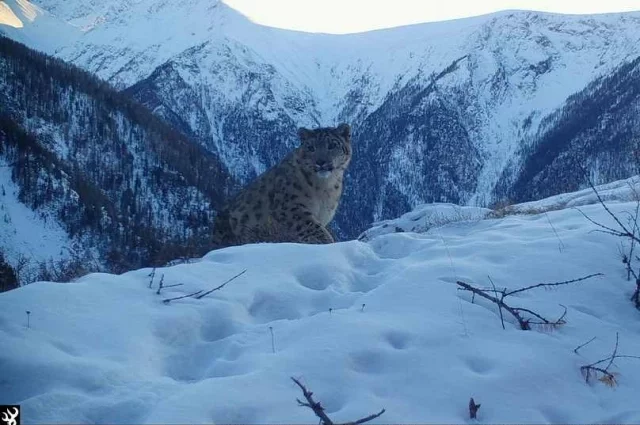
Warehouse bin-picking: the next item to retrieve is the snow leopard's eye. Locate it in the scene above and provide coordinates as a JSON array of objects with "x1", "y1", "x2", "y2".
[
  {"x1": 306, "y1": 144, "x2": 316, "y2": 152},
  {"x1": 328, "y1": 141, "x2": 337, "y2": 150}
]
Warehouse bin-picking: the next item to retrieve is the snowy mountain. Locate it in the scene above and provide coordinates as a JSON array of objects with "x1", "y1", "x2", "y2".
[
  {"x1": 2, "y1": 0, "x2": 640, "y2": 239},
  {"x1": 2, "y1": 178, "x2": 640, "y2": 423},
  {"x1": 496, "y1": 56, "x2": 640, "y2": 202},
  {"x1": 0, "y1": 0, "x2": 78, "y2": 52},
  {"x1": 0, "y1": 36, "x2": 233, "y2": 282}
]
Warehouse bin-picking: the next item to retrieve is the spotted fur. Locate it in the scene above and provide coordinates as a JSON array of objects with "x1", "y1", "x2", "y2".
[{"x1": 213, "y1": 123, "x2": 351, "y2": 247}]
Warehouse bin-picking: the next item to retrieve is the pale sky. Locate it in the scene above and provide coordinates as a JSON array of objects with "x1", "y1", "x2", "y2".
[{"x1": 223, "y1": 0, "x2": 640, "y2": 33}]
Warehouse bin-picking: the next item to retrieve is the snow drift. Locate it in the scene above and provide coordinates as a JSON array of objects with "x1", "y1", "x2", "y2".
[{"x1": 1, "y1": 179, "x2": 640, "y2": 423}]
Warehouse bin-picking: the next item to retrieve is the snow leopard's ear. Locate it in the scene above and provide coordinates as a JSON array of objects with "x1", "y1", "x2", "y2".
[
  {"x1": 298, "y1": 127, "x2": 313, "y2": 141},
  {"x1": 336, "y1": 123, "x2": 351, "y2": 139}
]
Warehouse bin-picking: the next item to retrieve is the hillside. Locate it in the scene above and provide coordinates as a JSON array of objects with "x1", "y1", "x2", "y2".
[
  {"x1": 0, "y1": 36, "x2": 233, "y2": 280},
  {"x1": 496, "y1": 56, "x2": 640, "y2": 202}
]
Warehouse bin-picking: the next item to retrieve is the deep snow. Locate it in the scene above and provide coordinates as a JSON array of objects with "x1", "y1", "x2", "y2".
[{"x1": 2, "y1": 180, "x2": 640, "y2": 423}]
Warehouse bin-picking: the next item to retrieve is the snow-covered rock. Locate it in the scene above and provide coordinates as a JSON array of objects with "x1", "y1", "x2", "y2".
[
  {"x1": 358, "y1": 203, "x2": 491, "y2": 241},
  {"x1": 505, "y1": 175, "x2": 640, "y2": 213}
]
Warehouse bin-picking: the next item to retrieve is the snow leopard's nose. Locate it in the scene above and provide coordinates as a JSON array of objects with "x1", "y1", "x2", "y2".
[{"x1": 315, "y1": 160, "x2": 333, "y2": 171}]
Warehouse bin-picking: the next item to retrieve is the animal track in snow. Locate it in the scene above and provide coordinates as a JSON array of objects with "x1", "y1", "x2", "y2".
[{"x1": 384, "y1": 330, "x2": 412, "y2": 350}]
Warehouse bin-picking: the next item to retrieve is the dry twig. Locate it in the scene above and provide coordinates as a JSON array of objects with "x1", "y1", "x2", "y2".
[
  {"x1": 195, "y1": 269, "x2": 247, "y2": 299},
  {"x1": 291, "y1": 377, "x2": 385, "y2": 425},
  {"x1": 573, "y1": 336, "x2": 597, "y2": 354},
  {"x1": 162, "y1": 270, "x2": 246, "y2": 303},
  {"x1": 148, "y1": 267, "x2": 156, "y2": 288},
  {"x1": 469, "y1": 398, "x2": 481, "y2": 419},
  {"x1": 577, "y1": 171, "x2": 640, "y2": 309},
  {"x1": 162, "y1": 289, "x2": 203, "y2": 304},
  {"x1": 580, "y1": 332, "x2": 640, "y2": 387},
  {"x1": 504, "y1": 273, "x2": 603, "y2": 297},
  {"x1": 456, "y1": 273, "x2": 600, "y2": 330},
  {"x1": 155, "y1": 274, "x2": 165, "y2": 295}
]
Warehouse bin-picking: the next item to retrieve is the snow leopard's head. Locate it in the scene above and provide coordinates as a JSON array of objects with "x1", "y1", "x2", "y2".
[{"x1": 297, "y1": 123, "x2": 351, "y2": 179}]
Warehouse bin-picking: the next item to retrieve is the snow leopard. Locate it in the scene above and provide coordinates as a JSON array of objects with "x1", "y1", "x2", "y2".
[{"x1": 212, "y1": 123, "x2": 352, "y2": 247}]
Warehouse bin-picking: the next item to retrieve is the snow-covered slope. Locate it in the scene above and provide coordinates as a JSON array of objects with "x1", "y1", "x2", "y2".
[
  {"x1": 0, "y1": 0, "x2": 78, "y2": 52},
  {"x1": 2, "y1": 180, "x2": 640, "y2": 423},
  {"x1": 0, "y1": 36, "x2": 233, "y2": 278},
  {"x1": 0, "y1": 158, "x2": 70, "y2": 281}
]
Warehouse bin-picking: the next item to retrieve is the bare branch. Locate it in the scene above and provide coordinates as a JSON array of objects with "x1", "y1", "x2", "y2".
[
  {"x1": 195, "y1": 269, "x2": 247, "y2": 299},
  {"x1": 457, "y1": 273, "x2": 597, "y2": 330},
  {"x1": 291, "y1": 377, "x2": 334, "y2": 425},
  {"x1": 148, "y1": 267, "x2": 156, "y2": 289},
  {"x1": 162, "y1": 283, "x2": 184, "y2": 289},
  {"x1": 580, "y1": 332, "x2": 640, "y2": 387},
  {"x1": 504, "y1": 273, "x2": 603, "y2": 297},
  {"x1": 488, "y1": 275, "x2": 505, "y2": 330},
  {"x1": 578, "y1": 173, "x2": 640, "y2": 310},
  {"x1": 574, "y1": 336, "x2": 597, "y2": 354},
  {"x1": 291, "y1": 377, "x2": 385, "y2": 425},
  {"x1": 161, "y1": 270, "x2": 246, "y2": 304},
  {"x1": 556, "y1": 304, "x2": 569, "y2": 323},
  {"x1": 349, "y1": 409, "x2": 386, "y2": 425},
  {"x1": 574, "y1": 207, "x2": 625, "y2": 237},
  {"x1": 589, "y1": 228, "x2": 629, "y2": 238},
  {"x1": 512, "y1": 305, "x2": 566, "y2": 327},
  {"x1": 155, "y1": 274, "x2": 165, "y2": 295},
  {"x1": 154, "y1": 276, "x2": 184, "y2": 294},
  {"x1": 456, "y1": 280, "x2": 531, "y2": 330},
  {"x1": 583, "y1": 173, "x2": 637, "y2": 240},
  {"x1": 162, "y1": 290, "x2": 203, "y2": 304},
  {"x1": 544, "y1": 211, "x2": 565, "y2": 252},
  {"x1": 603, "y1": 332, "x2": 620, "y2": 372}
]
